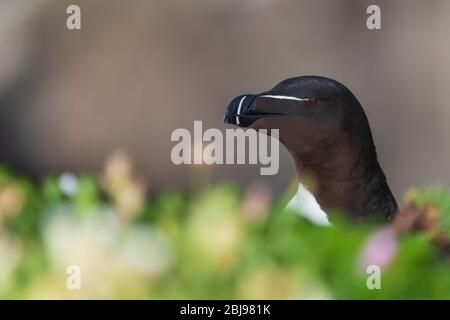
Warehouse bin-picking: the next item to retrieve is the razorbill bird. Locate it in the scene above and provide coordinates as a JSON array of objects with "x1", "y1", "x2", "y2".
[{"x1": 224, "y1": 76, "x2": 397, "y2": 225}]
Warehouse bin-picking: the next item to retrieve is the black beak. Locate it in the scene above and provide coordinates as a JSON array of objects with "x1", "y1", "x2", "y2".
[
  {"x1": 224, "y1": 94, "x2": 285, "y2": 127},
  {"x1": 223, "y1": 94, "x2": 257, "y2": 127}
]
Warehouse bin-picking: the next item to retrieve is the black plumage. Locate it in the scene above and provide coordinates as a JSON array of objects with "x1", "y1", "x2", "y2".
[{"x1": 224, "y1": 76, "x2": 397, "y2": 220}]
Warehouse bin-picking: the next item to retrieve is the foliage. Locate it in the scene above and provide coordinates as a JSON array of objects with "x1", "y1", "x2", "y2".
[{"x1": 0, "y1": 165, "x2": 449, "y2": 299}]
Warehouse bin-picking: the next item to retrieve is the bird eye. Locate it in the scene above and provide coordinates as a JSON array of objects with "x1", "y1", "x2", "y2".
[{"x1": 305, "y1": 98, "x2": 318, "y2": 107}]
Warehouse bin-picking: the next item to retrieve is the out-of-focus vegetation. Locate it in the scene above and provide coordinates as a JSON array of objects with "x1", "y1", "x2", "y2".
[{"x1": 0, "y1": 153, "x2": 449, "y2": 299}]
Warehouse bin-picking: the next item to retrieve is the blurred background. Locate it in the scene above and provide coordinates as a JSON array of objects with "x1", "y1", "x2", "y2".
[
  {"x1": 1, "y1": 0, "x2": 450, "y2": 299},
  {"x1": 1, "y1": 0, "x2": 450, "y2": 198}
]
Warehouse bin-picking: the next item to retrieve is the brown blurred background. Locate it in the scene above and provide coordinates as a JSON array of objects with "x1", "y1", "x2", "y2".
[{"x1": 0, "y1": 0, "x2": 449, "y2": 199}]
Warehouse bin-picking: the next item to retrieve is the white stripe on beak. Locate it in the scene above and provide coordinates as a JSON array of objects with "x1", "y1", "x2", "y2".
[
  {"x1": 236, "y1": 96, "x2": 246, "y2": 125},
  {"x1": 260, "y1": 94, "x2": 310, "y2": 101}
]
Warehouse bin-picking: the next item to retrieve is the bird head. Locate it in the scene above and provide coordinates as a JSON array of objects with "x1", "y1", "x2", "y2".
[{"x1": 224, "y1": 76, "x2": 376, "y2": 169}]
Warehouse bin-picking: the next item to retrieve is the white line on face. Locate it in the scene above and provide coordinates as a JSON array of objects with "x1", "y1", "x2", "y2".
[
  {"x1": 260, "y1": 95, "x2": 310, "y2": 101},
  {"x1": 236, "y1": 96, "x2": 246, "y2": 125}
]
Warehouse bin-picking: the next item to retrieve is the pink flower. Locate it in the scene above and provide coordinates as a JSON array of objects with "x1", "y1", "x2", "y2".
[
  {"x1": 359, "y1": 227, "x2": 398, "y2": 271},
  {"x1": 241, "y1": 181, "x2": 272, "y2": 220}
]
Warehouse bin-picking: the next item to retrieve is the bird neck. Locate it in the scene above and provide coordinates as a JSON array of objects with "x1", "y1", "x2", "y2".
[{"x1": 292, "y1": 144, "x2": 397, "y2": 220}]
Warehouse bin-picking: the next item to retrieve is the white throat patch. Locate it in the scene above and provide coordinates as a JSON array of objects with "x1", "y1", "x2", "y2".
[{"x1": 285, "y1": 183, "x2": 331, "y2": 226}]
